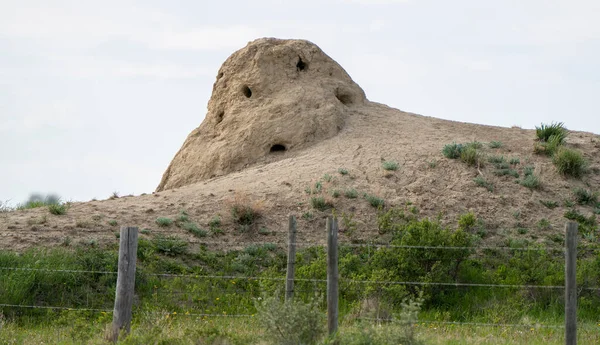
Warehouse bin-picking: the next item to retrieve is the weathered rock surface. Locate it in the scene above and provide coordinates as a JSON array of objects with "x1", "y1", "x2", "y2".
[{"x1": 156, "y1": 38, "x2": 366, "y2": 191}]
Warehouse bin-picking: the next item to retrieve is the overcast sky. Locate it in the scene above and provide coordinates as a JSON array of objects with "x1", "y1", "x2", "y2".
[{"x1": 1, "y1": 0, "x2": 599, "y2": 205}]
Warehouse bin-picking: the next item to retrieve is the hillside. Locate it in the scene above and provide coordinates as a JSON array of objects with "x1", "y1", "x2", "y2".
[{"x1": 1, "y1": 39, "x2": 599, "y2": 251}]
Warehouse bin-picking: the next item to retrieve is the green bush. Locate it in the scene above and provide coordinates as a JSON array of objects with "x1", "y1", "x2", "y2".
[
  {"x1": 489, "y1": 141, "x2": 503, "y2": 148},
  {"x1": 574, "y1": 188, "x2": 598, "y2": 205},
  {"x1": 458, "y1": 212, "x2": 477, "y2": 230},
  {"x1": 255, "y1": 293, "x2": 325, "y2": 345},
  {"x1": 231, "y1": 203, "x2": 261, "y2": 226},
  {"x1": 155, "y1": 217, "x2": 173, "y2": 227},
  {"x1": 152, "y1": 235, "x2": 188, "y2": 256},
  {"x1": 365, "y1": 194, "x2": 384, "y2": 208},
  {"x1": 539, "y1": 200, "x2": 558, "y2": 209},
  {"x1": 519, "y1": 174, "x2": 540, "y2": 189},
  {"x1": 553, "y1": 148, "x2": 586, "y2": 177},
  {"x1": 344, "y1": 188, "x2": 359, "y2": 199},
  {"x1": 473, "y1": 176, "x2": 494, "y2": 192},
  {"x1": 536, "y1": 122, "x2": 567, "y2": 143},
  {"x1": 460, "y1": 145, "x2": 484, "y2": 167},
  {"x1": 442, "y1": 142, "x2": 463, "y2": 159},
  {"x1": 331, "y1": 190, "x2": 341, "y2": 198},
  {"x1": 382, "y1": 161, "x2": 399, "y2": 171},
  {"x1": 48, "y1": 203, "x2": 68, "y2": 215},
  {"x1": 182, "y1": 222, "x2": 207, "y2": 238},
  {"x1": 338, "y1": 168, "x2": 349, "y2": 175},
  {"x1": 310, "y1": 196, "x2": 333, "y2": 211}
]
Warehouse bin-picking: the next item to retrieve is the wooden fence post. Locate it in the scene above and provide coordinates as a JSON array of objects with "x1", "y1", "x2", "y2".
[
  {"x1": 111, "y1": 226, "x2": 139, "y2": 342},
  {"x1": 327, "y1": 216, "x2": 339, "y2": 337},
  {"x1": 286, "y1": 215, "x2": 297, "y2": 301},
  {"x1": 565, "y1": 222, "x2": 578, "y2": 345}
]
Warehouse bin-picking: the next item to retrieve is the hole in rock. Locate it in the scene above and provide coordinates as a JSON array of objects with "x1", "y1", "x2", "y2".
[
  {"x1": 296, "y1": 57, "x2": 307, "y2": 71},
  {"x1": 335, "y1": 90, "x2": 354, "y2": 105},
  {"x1": 216, "y1": 111, "x2": 224, "y2": 123},
  {"x1": 270, "y1": 144, "x2": 287, "y2": 153},
  {"x1": 217, "y1": 72, "x2": 224, "y2": 80},
  {"x1": 242, "y1": 85, "x2": 252, "y2": 98}
]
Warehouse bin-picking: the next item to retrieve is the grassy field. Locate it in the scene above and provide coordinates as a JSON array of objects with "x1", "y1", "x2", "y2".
[
  {"x1": 2, "y1": 316, "x2": 600, "y2": 344},
  {"x1": 1, "y1": 213, "x2": 599, "y2": 344}
]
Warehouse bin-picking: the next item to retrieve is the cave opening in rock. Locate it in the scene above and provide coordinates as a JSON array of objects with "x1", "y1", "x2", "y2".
[
  {"x1": 296, "y1": 57, "x2": 307, "y2": 71},
  {"x1": 335, "y1": 89, "x2": 353, "y2": 105},
  {"x1": 270, "y1": 144, "x2": 287, "y2": 153},
  {"x1": 242, "y1": 85, "x2": 252, "y2": 98},
  {"x1": 216, "y1": 111, "x2": 224, "y2": 123}
]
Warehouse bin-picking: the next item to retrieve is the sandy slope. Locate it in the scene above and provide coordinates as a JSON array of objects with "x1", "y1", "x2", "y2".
[{"x1": 2, "y1": 102, "x2": 599, "y2": 251}]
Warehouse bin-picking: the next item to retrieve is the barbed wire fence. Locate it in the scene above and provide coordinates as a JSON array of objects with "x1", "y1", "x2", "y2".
[{"x1": 0, "y1": 218, "x2": 595, "y2": 344}]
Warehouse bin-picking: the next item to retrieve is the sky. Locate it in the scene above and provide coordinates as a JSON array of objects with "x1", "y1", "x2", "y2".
[{"x1": 1, "y1": 0, "x2": 599, "y2": 205}]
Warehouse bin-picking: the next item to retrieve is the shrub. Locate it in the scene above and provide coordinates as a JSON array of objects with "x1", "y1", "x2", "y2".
[
  {"x1": 323, "y1": 173, "x2": 332, "y2": 182},
  {"x1": 338, "y1": 168, "x2": 349, "y2": 175},
  {"x1": 231, "y1": 203, "x2": 261, "y2": 226},
  {"x1": 460, "y1": 145, "x2": 484, "y2": 167},
  {"x1": 488, "y1": 155, "x2": 505, "y2": 164},
  {"x1": 152, "y1": 235, "x2": 188, "y2": 255},
  {"x1": 155, "y1": 217, "x2": 173, "y2": 227},
  {"x1": 18, "y1": 193, "x2": 62, "y2": 210},
  {"x1": 509, "y1": 157, "x2": 521, "y2": 165},
  {"x1": 48, "y1": 203, "x2": 68, "y2": 215},
  {"x1": 458, "y1": 212, "x2": 477, "y2": 230},
  {"x1": 553, "y1": 148, "x2": 586, "y2": 177},
  {"x1": 574, "y1": 188, "x2": 598, "y2": 205},
  {"x1": 107, "y1": 220, "x2": 118, "y2": 226},
  {"x1": 489, "y1": 141, "x2": 503, "y2": 148},
  {"x1": 536, "y1": 122, "x2": 567, "y2": 143},
  {"x1": 382, "y1": 161, "x2": 399, "y2": 171},
  {"x1": 310, "y1": 196, "x2": 333, "y2": 211},
  {"x1": 494, "y1": 168, "x2": 519, "y2": 178},
  {"x1": 537, "y1": 218, "x2": 551, "y2": 230},
  {"x1": 182, "y1": 222, "x2": 207, "y2": 237},
  {"x1": 331, "y1": 190, "x2": 340, "y2": 198},
  {"x1": 539, "y1": 200, "x2": 559, "y2": 209},
  {"x1": 474, "y1": 176, "x2": 494, "y2": 192},
  {"x1": 345, "y1": 188, "x2": 358, "y2": 199},
  {"x1": 520, "y1": 174, "x2": 540, "y2": 189},
  {"x1": 365, "y1": 195, "x2": 384, "y2": 208},
  {"x1": 255, "y1": 293, "x2": 325, "y2": 345},
  {"x1": 442, "y1": 142, "x2": 463, "y2": 159}
]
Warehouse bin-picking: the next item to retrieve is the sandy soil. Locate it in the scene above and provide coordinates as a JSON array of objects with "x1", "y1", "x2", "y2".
[{"x1": 2, "y1": 103, "x2": 599, "y2": 251}]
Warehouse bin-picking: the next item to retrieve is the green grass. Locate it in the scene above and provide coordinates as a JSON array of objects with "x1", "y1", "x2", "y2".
[
  {"x1": 2, "y1": 213, "x2": 600, "y2": 344},
  {"x1": 310, "y1": 196, "x2": 333, "y2": 211},
  {"x1": 365, "y1": 194, "x2": 384, "y2": 208},
  {"x1": 338, "y1": 168, "x2": 349, "y2": 175},
  {"x1": 48, "y1": 203, "x2": 68, "y2": 215},
  {"x1": 155, "y1": 217, "x2": 173, "y2": 227},
  {"x1": 182, "y1": 222, "x2": 207, "y2": 237},
  {"x1": 322, "y1": 173, "x2": 332, "y2": 182},
  {"x1": 442, "y1": 142, "x2": 463, "y2": 159},
  {"x1": 494, "y1": 168, "x2": 519, "y2": 178},
  {"x1": 553, "y1": 148, "x2": 586, "y2": 177},
  {"x1": 382, "y1": 160, "x2": 399, "y2": 171},
  {"x1": 460, "y1": 145, "x2": 484, "y2": 167},
  {"x1": 474, "y1": 176, "x2": 494, "y2": 192},
  {"x1": 331, "y1": 189, "x2": 341, "y2": 198},
  {"x1": 573, "y1": 188, "x2": 598, "y2": 205},
  {"x1": 344, "y1": 188, "x2": 358, "y2": 199},
  {"x1": 488, "y1": 141, "x2": 503, "y2": 148},
  {"x1": 107, "y1": 219, "x2": 118, "y2": 226},
  {"x1": 488, "y1": 155, "x2": 505, "y2": 164},
  {"x1": 536, "y1": 122, "x2": 567, "y2": 143},
  {"x1": 520, "y1": 174, "x2": 540, "y2": 189},
  {"x1": 539, "y1": 200, "x2": 559, "y2": 209},
  {"x1": 152, "y1": 235, "x2": 188, "y2": 255},
  {"x1": 509, "y1": 157, "x2": 521, "y2": 165}
]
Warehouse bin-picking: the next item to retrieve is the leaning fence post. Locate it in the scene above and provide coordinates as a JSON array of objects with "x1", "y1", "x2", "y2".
[
  {"x1": 286, "y1": 215, "x2": 297, "y2": 301},
  {"x1": 111, "y1": 226, "x2": 139, "y2": 342},
  {"x1": 327, "y1": 216, "x2": 339, "y2": 337},
  {"x1": 565, "y1": 221, "x2": 578, "y2": 345}
]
